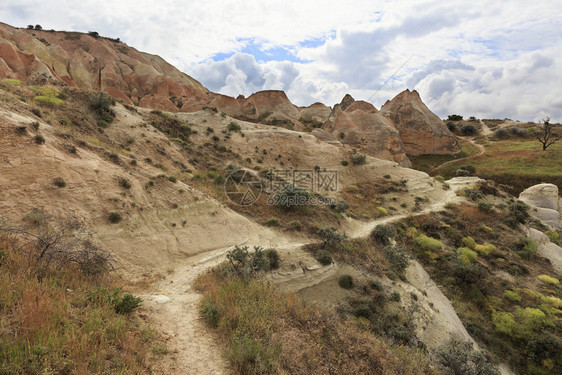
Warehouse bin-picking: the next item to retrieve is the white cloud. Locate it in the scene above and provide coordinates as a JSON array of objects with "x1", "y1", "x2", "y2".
[{"x1": 1, "y1": 0, "x2": 561, "y2": 120}]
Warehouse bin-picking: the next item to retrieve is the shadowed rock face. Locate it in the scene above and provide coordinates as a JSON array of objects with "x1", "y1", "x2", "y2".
[
  {"x1": 324, "y1": 95, "x2": 411, "y2": 166},
  {"x1": 380, "y1": 89, "x2": 461, "y2": 156}
]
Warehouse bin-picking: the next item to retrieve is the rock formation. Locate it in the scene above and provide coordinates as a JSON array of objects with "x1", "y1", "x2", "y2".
[
  {"x1": 0, "y1": 22, "x2": 460, "y2": 165},
  {"x1": 323, "y1": 95, "x2": 411, "y2": 166},
  {"x1": 380, "y1": 89, "x2": 460, "y2": 155},
  {"x1": 519, "y1": 183, "x2": 561, "y2": 229}
]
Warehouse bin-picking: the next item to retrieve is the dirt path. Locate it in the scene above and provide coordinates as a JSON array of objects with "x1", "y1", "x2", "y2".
[
  {"x1": 429, "y1": 138, "x2": 485, "y2": 174},
  {"x1": 138, "y1": 177, "x2": 483, "y2": 374}
]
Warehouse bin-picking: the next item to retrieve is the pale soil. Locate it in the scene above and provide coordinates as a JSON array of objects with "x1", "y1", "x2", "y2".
[{"x1": 0, "y1": 97, "x2": 515, "y2": 374}]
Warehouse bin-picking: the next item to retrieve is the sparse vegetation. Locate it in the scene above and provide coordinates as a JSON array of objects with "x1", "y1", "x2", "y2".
[
  {"x1": 90, "y1": 92, "x2": 116, "y2": 127},
  {"x1": 53, "y1": 176, "x2": 66, "y2": 188},
  {"x1": 108, "y1": 212, "x2": 122, "y2": 224}
]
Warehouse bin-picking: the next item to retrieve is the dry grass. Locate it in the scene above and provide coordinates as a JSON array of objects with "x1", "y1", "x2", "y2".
[
  {"x1": 433, "y1": 139, "x2": 562, "y2": 194},
  {"x1": 0, "y1": 235, "x2": 164, "y2": 374},
  {"x1": 196, "y1": 271, "x2": 434, "y2": 375}
]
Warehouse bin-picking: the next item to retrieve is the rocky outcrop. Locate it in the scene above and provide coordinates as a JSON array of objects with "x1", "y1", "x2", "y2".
[
  {"x1": 379, "y1": 89, "x2": 460, "y2": 156},
  {"x1": 0, "y1": 22, "x2": 207, "y2": 104},
  {"x1": 299, "y1": 102, "x2": 331, "y2": 127},
  {"x1": 519, "y1": 183, "x2": 561, "y2": 229},
  {"x1": 324, "y1": 95, "x2": 411, "y2": 166}
]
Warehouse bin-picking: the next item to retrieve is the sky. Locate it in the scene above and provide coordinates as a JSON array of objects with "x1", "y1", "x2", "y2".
[{"x1": 1, "y1": 0, "x2": 562, "y2": 121}]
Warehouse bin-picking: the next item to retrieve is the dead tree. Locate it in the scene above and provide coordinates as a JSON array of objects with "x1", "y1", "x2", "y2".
[{"x1": 534, "y1": 117, "x2": 561, "y2": 150}]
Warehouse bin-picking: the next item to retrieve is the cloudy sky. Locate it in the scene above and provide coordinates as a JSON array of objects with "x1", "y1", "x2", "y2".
[{"x1": 2, "y1": 0, "x2": 562, "y2": 121}]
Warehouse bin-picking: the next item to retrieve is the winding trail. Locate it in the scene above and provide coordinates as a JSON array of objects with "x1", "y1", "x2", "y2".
[
  {"x1": 429, "y1": 137, "x2": 485, "y2": 175},
  {"x1": 139, "y1": 177, "x2": 484, "y2": 374}
]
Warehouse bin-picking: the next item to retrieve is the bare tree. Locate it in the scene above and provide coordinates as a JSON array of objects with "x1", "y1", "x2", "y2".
[
  {"x1": 534, "y1": 117, "x2": 561, "y2": 150},
  {"x1": 0, "y1": 213, "x2": 113, "y2": 275}
]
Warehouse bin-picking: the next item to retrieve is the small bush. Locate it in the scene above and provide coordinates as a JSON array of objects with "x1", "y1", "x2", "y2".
[
  {"x1": 119, "y1": 178, "x2": 131, "y2": 189},
  {"x1": 265, "y1": 249, "x2": 280, "y2": 270},
  {"x1": 108, "y1": 212, "x2": 122, "y2": 224},
  {"x1": 53, "y1": 177, "x2": 66, "y2": 188},
  {"x1": 382, "y1": 245, "x2": 409, "y2": 273},
  {"x1": 341, "y1": 160, "x2": 349, "y2": 166},
  {"x1": 264, "y1": 218, "x2": 279, "y2": 227},
  {"x1": 474, "y1": 243, "x2": 495, "y2": 256},
  {"x1": 461, "y1": 124, "x2": 477, "y2": 135},
  {"x1": 34, "y1": 134, "x2": 45, "y2": 144},
  {"x1": 457, "y1": 247, "x2": 478, "y2": 264},
  {"x1": 545, "y1": 230, "x2": 560, "y2": 244},
  {"x1": 288, "y1": 221, "x2": 302, "y2": 231},
  {"x1": 338, "y1": 274, "x2": 354, "y2": 289},
  {"x1": 435, "y1": 339, "x2": 499, "y2": 375},
  {"x1": 31, "y1": 121, "x2": 40, "y2": 130},
  {"x1": 333, "y1": 200, "x2": 349, "y2": 213},
  {"x1": 113, "y1": 294, "x2": 142, "y2": 314},
  {"x1": 462, "y1": 236, "x2": 477, "y2": 249},
  {"x1": 448, "y1": 114, "x2": 463, "y2": 121},
  {"x1": 350, "y1": 154, "x2": 366, "y2": 165},
  {"x1": 508, "y1": 201, "x2": 529, "y2": 224},
  {"x1": 168, "y1": 176, "x2": 177, "y2": 183},
  {"x1": 494, "y1": 128, "x2": 509, "y2": 139},
  {"x1": 415, "y1": 235, "x2": 443, "y2": 250},
  {"x1": 316, "y1": 250, "x2": 333, "y2": 265},
  {"x1": 503, "y1": 290, "x2": 521, "y2": 302},
  {"x1": 371, "y1": 224, "x2": 396, "y2": 245},
  {"x1": 227, "y1": 121, "x2": 241, "y2": 132},
  {"x1": 201, "y1": 300, "x2": 220, "y2": 328},
  {"x1": 226, "y1": 246, "x2": 270, "y2": 277},
  {"x1": 90, "y1": 92, "x2": 116, "y2": 126},
  {"x1": 15, "y1": 126, "x2": 27, "y2": 135},
  {"x1": 317, "y1": 227, "x2": 347, "y2": 249},
  {"x1": 538, "y1": 274, "x2": 559, "y2": 285},
  {"x1": 34, "y1": 95, "x2": 64, "y2": 107}
]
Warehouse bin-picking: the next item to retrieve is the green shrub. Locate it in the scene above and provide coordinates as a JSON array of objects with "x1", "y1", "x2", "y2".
[
  {"x1": 90, "y1": 92, "x2": 116, "y2": 126},
  {"x1": 316, "y1": 250, "x2": 333, "y2": 265},
  {"x1": 462, "y1": 236, "x2": 477, "y2": 249},
  {"x1": 435, "y1": 339, "x2": 499, "y2": 375},
  {"x1": 34, "y1": 134, "x2": 45, "y2": 144},
  {"x1": 226, "y1": 246, "x2": 270, "y2": 277},
  {"x1": 15, "y1": 126, "x2": 27, "y2": 135},
  {"x1": 545, "y1": 230, "x2": 560, "y2": 244},
  {"x1": 1, "y1": 78, "x2": 21, "y2": 86},
  {"x1": 415, "y1": 235, "x2": 443, "y2": 250},
  {"x1": 333, "y1": 200, "x2": 349, "y2": 213},
  {"x1": 338, "y1": 275, "x2": 354, "y2": 289},
  {"x1": 390, "y1": 291, "x2": 400, "y2": 301},
  {"x1": 457, "y1": 247, "x2": 478, "y2": 264},
  {"x1": 371, "y1": 224, "x2": 396, "y2": 245},
  {"x1": 265, "y1": 249, "x2": 280, "y2": 270},
  {"x1": 341, "y1": 160, "x2": 349, "y2": 166},
  {"x1": 503, "y1": 290, "x2": 521, "y2": 302},
  {"x1": 317, "y1": 227, "x2": 347, "y2": 249},
  {"x1": 461, "y1": 124, "x2": 477, "y2": 135},
  {"x1": 474, "y1": 243, "x2": 495, "y2": 256},
  {"x1": 227, "y1": 121, "x2": 241, "y2": 132},
  {"x1": 350, "y1": 154, "x2": 366, "y2": 165},
  {"x1": 492, "y1": 311, "x2": 517, "y2": 336},
  {"x1": 382, "y1": 245, "x2": 409, "y2": 273},
  {"x1": 538, "y1": 274, "x2": 559, "y2": 285},
  {"x1": 108, "y1": 212, "x2": 122, "y2": 224},
  {"x1": 31, "y1": 121, "x2": 40, "y2": 130},
  {"x1": 201, "y1": 300, "x2": 220, "y2": 328},
  {"x1": 34, "y1": 95, "x2": 64, "y2": 107},
  {"x1": 119, "y1": 178, "x2": 131, "y2": 189},
  {"x1": 508, "y1": 201, "x2": 530, "y2": 224},
  {"x1": 522, "y1": 238, "x2": 538, "y2": 257},
  {"x1": 52, "y1": 177, "x2": 66, "y2": 188},
  {"x1": 168, "y1": 176, "x2": 177, "y2": 183},
  {"x1": 288, "y1": 221, "x2": 302, "y2": 231},
  {"x1": 113, "y1": 293, "x2": 142, "y2": 314},
  {"x1": 264, "y1": 218, "x2": 279, "y2": 227}
]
